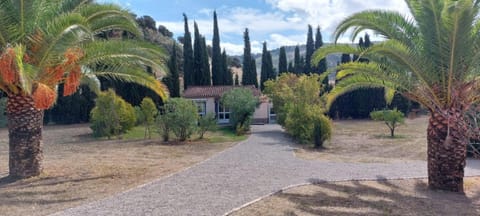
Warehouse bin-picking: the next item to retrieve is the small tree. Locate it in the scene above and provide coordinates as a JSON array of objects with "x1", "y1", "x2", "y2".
[
  {"x1": 221, "y1": 88, "x2": 258, "y2": 135},
  {"x1": 198, "y1": 113, "x2": 217, "y2": 139},
  {"x1": 140, "y1": 97, "x2": 158, "y2": 139},
  {"x1": 160, "y1": 98, "x2": 198, "y2": 141},
  {"x1": 370, "y1": 109, "x2": 405, "y2": 138}
]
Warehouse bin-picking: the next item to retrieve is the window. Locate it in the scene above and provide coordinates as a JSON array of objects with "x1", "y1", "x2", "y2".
[
  {"x1": 194, "y1": 100, "x2": 207, "y2": 117},
  {"x1": 217, "y1": 102, "x2": 230, "y2": 124}
]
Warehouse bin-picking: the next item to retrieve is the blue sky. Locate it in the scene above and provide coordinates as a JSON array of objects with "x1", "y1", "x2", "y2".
[{"x1": 100, "y1": 0, "x2": 410, "y2": 55}]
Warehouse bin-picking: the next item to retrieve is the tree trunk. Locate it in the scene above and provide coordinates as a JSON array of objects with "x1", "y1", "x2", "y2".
[
  {"x1": 7, "y1": 94, "x2": 44, "y2": 178},
  {"x1": 427, "y1": 111, "x2": 468, "y2": 192}
]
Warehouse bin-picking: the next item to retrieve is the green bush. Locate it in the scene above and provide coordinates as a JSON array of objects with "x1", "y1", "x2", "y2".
[
  {"x1": 90, "y1": 89, "x2": 136, "y2": 138},
  {"x1": 221, "y1": 88, "x2": 258, "y2": 135},
  {"x1": 284, "y1": 103, "x2": 332, "y2": 146},
  {"x1": 157, "y1": 98, "x2": 198, "y2": 141},
  {"x1": 265, "y1": 73, "x2": 332, "y2": 146},
  {"x1": 370, "y1": 109, "x2": 405, "y2": 137},
  {"x1": 198, "y1": 113, "x2": 217, "y2": 139}
]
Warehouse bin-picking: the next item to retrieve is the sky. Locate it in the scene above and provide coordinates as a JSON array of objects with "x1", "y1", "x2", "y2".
[{"x1": 100, "y1": 0, "x2": 411, "y2": 55}]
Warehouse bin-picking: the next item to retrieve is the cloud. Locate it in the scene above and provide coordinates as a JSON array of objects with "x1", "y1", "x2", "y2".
[
  {"x1": 157, "y1": 0, "x2": 412, "y2": 55},
  {"x1": 265, "y1": 0, "x2": 410, "y2": 42}
]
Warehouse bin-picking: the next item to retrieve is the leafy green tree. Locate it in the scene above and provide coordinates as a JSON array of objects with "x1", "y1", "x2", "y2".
[
  {"x1": 221, "y1": 88, "x2": 258, "y2": 135},
  {"x1": 370, "y1": 109, "x2": 405, "y2": 138},
  {"x1": 163, "y1": 43, "x2": 180, "y2": 97},
  {"x1": 183, "y1": 14, "x2": 194, "y2": 89},
  {"x1": 0, "y1": 1, "x2": 167, "y2": 178},
  {"x1": 305, "y1": 25, "x2": 314, "y2": 74},
  {"x1": 91, "y1": 89, "x2": 137, "y2": 139},
  {"x1": 161, "y1": 98, "x2": 198, "y2": 141},
  {"x1": 278, "y1": 46, "x2": 288, "y2": 75},
  {"x1": 140, "y1": 97, "x2": 158, "y2": 139},
  {"x1": 313, "y1": 0, "x2": 480, "y2": 192},
  {"x1": 211, "y1": 10, "x2": 222, "y2": 85},
  {"x1": 198, "y1": 113, "x2": 217, "y2": 139},
  {"x1": 242, "y1": 28, "x2": 257, "y2": 87}
]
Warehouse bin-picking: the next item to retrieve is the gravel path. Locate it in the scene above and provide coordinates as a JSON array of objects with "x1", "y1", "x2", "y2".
[{"x1": 53, "y1": 124, "x2": 480, "y2": 216}]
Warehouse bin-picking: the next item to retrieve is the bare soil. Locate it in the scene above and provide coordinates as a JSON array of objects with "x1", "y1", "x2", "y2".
[
  {"x1": 0, "y1": 124, "x2": 237, "y2": 216},
  {"x1": 295, "y1": 116, "x2": 429, "y2": 163},
  {"x1": 231, "y1": 177, "x2": 480, "y2": 216}
]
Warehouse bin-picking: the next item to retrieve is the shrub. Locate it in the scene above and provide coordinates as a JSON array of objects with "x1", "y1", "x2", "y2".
[
  {"x1": 158, "y1": 98, "x2": 198, "y2": 141},
  {"x1": 140, "y1": 97, "x2": 158, "y2": 139},
  {"x1": 284, "y1": 103, "x2": 332, "y2": 146},
  {"x1": 265, "y1": 73, "x2": 332, "y2": 146},
  {"x1": 198, "y1": 113, "x2": 217, "y2": 139},
  {"x1": 90, "y1": 89, "x2": 136, "y2": 139},
  {"x1": 221, "y1": 88, "x2": 258, "y2": 135},
  {"x1": 370, "y1": 109, "x2": 405, "y2": 137}
]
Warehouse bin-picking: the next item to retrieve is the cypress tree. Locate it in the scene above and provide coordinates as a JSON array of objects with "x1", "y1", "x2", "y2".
[
  {"x1": 288, "y1": 61, "x2": 294, "y2": 73},
  {"x1": 267, "y1": 51, "x2": 275, "y2": 80},
  {"x1": 278, "y1": 46, "x2": 287, "y2": 74},
  {"x1": 251, "y1": 57, "x2": 258, "y2": 88},
  {"x1": 182, "y1": 14, "x2": 194, "y2": 89},
  {"x1": 222, "y1": 49, "x2": 233, "y2": 85},
  {"x1": 294, "y1": 45, "x2": 301, "y2": 74},
  {"x1": 163, "y1": 43, "x2": 180, "y2": 97},
  {"x1": 200, "y1": 36, "x2": 211, "y2": 85},
  {"x1": 305, "y1": 25, "x2": 314, "y2": 74},
  {"x1": 364, "y1": 33, "x2": 371, "y2": 48},
  {"x1": 193, "y1": 21, "x2": 202, "y2": 85},
  {"x1": 211, "y1": 10, "x2": 222, "y2": 85},
  {"x1": 242, "y1": 28, "x2": 257, "y2": 87},
  {"x1": 260, "y1": 42, "x2": 269, "y2": 90},
  {"x1": 314, "y1": 26, "x2": 327, "y2": 74}
]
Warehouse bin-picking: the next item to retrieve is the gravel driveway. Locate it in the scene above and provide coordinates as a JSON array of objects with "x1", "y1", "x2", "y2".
[{"x1": 53, "y1": 124, "x2": 480, "y2": 216}]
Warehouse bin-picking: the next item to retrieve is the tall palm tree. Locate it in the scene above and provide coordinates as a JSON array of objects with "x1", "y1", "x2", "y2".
[
  {"x1": 313, "y1": 0, "x2": 480, "y2": 192},
  {"x1": 0, "y1": 0, "x2": 168, "y2": 179}
]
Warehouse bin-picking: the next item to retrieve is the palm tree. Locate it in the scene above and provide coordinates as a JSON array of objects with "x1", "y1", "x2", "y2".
[
  {"x1": 313, "y1": 0, "x2": 480, "y2": 192},
  {"x1": 1, "y1": 0, "x2": 168, "y2": 179}
]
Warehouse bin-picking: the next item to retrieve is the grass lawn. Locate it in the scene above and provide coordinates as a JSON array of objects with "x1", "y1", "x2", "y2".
[{"x1": 0, "y1": 124, "x2": 246, "y2": 216}]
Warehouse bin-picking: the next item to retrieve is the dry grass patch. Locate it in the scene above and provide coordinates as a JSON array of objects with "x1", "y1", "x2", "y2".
[
  {"x1": 231, "y1": 177, "x2": 480, "y2": 216},
  {"x1": 295, "y1": 116, "x2": 428, "y2": 163},
  {"x1": 0, "y1": 124, "x2": 239, "y2": 216}
]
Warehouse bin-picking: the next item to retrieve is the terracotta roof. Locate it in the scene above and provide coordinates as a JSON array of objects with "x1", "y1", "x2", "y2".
[{"x1": 183, "y1": 85, "x2": 261, "y2": 99}]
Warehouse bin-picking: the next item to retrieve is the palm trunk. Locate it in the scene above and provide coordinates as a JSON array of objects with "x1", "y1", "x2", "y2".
[
  {"x1": 427, "y1": 111, "x2": 468, "y2": 192},
  {"x1": 7, "y1": 94, "x2": 44, "y2": 178}
]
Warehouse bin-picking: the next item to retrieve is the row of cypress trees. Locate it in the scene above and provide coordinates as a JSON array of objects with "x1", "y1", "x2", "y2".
[{"x1": 183, "y1": 12, "x2": 233, "y2": 89}]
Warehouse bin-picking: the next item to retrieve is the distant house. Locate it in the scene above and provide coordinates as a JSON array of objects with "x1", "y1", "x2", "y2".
[{"x1": 183, "y1": 85, "x2": 275, "y2": 124}]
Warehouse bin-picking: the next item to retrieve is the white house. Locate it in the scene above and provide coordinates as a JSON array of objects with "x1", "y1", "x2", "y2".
[{"x1": 183, "y1": 85, "x2": 275, "y2": 124}]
